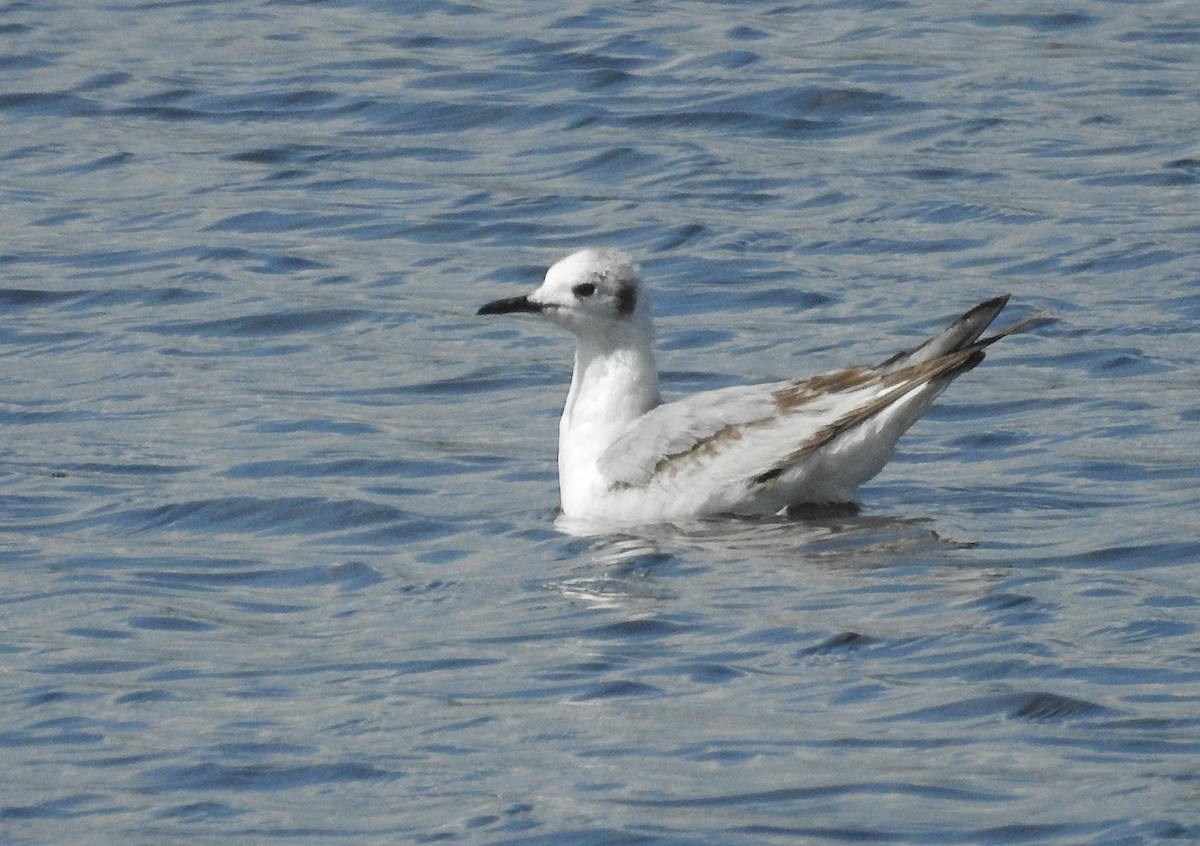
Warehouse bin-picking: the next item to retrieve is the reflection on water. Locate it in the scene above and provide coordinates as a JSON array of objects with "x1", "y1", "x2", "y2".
[{"x1": 550, "y1": 511, "x2": 981, "y2": 611}]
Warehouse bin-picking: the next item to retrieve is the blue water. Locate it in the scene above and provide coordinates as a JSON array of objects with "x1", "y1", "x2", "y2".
[{"x1": 3, "y1": 1, "x2": 1199, "y2": 843}]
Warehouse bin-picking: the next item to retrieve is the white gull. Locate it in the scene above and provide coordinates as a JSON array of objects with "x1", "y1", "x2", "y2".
[{"x1": 478, "y1": 248, "x2": 1037, "y2": 526}]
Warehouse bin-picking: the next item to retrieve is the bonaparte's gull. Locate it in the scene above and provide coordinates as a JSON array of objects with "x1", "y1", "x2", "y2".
[{"x1": 478, "y1": 248, "x2": 1037, "y2": 525}]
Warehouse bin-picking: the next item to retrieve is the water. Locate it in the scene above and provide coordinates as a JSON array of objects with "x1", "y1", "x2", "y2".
[{"x1": 2, "y1": 1, "x2": 1199, "y2": 843}]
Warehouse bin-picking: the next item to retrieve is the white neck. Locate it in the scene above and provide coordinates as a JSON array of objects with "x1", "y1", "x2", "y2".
[
  {"x1": 563, "y1": 336, "x2": 660, "y2": 430},
  {"x1": 558, "y1": 324, "x2": 660, "y2": 511}
]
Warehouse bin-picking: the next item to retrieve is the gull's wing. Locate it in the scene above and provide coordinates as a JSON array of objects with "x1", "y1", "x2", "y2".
[
  {"x1": 875, "y1": 295, "x2": 1008, "y2": 371},
  {"x1": 597, "y1": 364, "x2": 927, "y2": 491},
  {"x1": 598, "y1": 297, "x2": 1039, "y2": 498},
  {"x1": 597, "y1": 381, "x2": 786, "y2": 488}
]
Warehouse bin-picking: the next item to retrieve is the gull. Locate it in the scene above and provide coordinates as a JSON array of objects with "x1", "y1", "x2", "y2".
[{"x1": 477, "y1": 248, "x2": 1037, "y2": 526}]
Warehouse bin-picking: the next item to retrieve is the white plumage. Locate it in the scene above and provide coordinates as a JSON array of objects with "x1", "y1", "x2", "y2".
[{"x1": 478, "y1": 248, "x2": 1036, "y2": 526}]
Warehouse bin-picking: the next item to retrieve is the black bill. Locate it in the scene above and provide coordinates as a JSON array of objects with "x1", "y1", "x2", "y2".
[{"x1": 476, "y1": 295, "x2": 544, "y2": 316}]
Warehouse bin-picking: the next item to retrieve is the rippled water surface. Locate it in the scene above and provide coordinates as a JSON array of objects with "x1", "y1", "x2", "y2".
[{"x1": 3, "y1": 1, "x2": 1200, "y2": 843}]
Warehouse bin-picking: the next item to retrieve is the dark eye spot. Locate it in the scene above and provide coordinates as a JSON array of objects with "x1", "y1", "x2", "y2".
[{"x1": 573, "y1": 282, "x2": 596, "y2": 298}]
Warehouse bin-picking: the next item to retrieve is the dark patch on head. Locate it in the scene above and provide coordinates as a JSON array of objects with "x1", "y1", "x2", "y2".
[{"x1": 615, "y1": 279, "x2": 637, "y2": 317}]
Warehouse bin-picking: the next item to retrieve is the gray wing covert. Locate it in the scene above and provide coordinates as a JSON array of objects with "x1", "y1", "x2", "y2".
[{"x1": 596, "y1": 382, "x2": 785, "y2": 488}]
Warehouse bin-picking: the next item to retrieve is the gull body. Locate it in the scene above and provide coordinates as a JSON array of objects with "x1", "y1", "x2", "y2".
[{"x1": 478, "y1": 248, "x2": 1033, "y2": 526}]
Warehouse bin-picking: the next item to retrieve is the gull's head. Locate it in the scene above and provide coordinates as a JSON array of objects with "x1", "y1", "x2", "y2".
[{"x1": 477, "y1": 248, "x2": 651, "y2": 341}]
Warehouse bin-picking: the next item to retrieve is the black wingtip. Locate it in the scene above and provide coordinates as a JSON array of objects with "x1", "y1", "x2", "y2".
[
  {"x1": 966, "y1": 293, "x2": 1011, "y2": 318},
  {"x1": 875, "y1": 294, "x2": 1012, "y2": 372}
]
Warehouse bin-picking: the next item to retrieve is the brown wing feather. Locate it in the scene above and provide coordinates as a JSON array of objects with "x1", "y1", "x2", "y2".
[
  {"x1": 750, "y1": 306, "x2": 1045, "y2": 488},
  {"x1": 609, "y1": 300, "x2": 1044, "y2": 494},
  {"x1": 752, "y1": 348, "x2": 984, "y2": 487}
]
